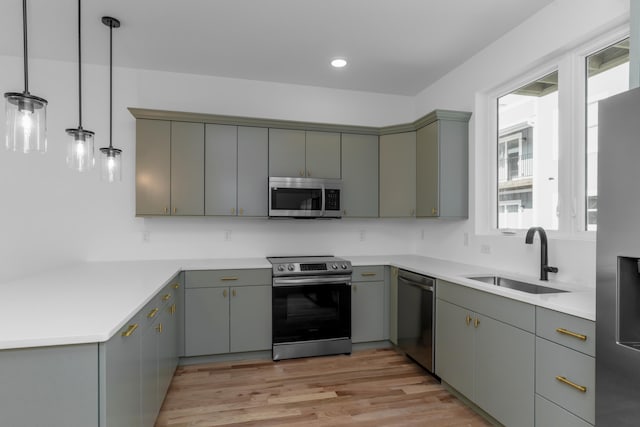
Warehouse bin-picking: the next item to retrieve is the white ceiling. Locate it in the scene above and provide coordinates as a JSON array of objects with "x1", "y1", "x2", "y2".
[{"x1": 0, "y1": 0, "x2": 555, "y2": 96}]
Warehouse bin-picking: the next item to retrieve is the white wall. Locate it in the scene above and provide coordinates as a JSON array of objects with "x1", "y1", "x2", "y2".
[
  {"x1": 413, "y1": 0, "x2": 629, "y2": 287},
  {"x1": 0, "y1": 56, "x2": 415, "y2": 282}
]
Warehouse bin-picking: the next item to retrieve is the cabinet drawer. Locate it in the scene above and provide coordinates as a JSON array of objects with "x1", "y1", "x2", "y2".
[
  {"x1": 535, "y1": 394, "x2": 592, "y2": 427},
  {"x1": 536, "y1": 337, "x2": 595, "y2": 424},
  {"x1": 352, "y1": 266, "x2": 385, "y2": 282},
  {"x1": 437, "y1": 280, "x2": 535, "y2": 333},
  {"x1": 185, "y1": 269, "x2": 271, "y2": 288},
  {"x1": 536, "y1": 307, "x2": 595, "y2": 356}
]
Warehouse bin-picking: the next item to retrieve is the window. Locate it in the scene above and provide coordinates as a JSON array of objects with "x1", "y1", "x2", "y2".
[
  {"x1": 497, "y1": 71, "x2": 559, "y2": 230},
  {"x1": 585, "y1": 38, "x2": 629, "y2": 230}
]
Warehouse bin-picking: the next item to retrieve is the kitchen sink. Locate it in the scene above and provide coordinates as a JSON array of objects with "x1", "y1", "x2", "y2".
[{"x1": 467, "y1": 275, "x2": 568, "y2": 294}]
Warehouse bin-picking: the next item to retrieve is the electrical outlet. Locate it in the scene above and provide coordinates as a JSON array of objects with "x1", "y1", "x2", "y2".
[
  {"x1": 463, "y1": 232, "x2": 469, "y2": 247},
  {"x1": 142, "y1": 231, "x2": 150, "y2": 243},
  {"x1": 224, "y1": 230, "x2": 232, "y2": 241},
  {"x1": 359, "y1": 230, "x2": 366, "y2": 241},
  {"x1": 480, "y1": 244, "x2": 491, "y2": 254}
]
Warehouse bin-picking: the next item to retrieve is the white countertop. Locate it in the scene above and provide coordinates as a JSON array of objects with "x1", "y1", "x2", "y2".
[{"x1": 0, "y1": 255, "x2": 594, "y2": 351}]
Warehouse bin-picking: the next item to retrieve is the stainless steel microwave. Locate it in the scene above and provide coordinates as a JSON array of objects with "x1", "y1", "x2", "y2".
[{"x1": 268, "y1": 177, "x2": 342, "y2": 218}]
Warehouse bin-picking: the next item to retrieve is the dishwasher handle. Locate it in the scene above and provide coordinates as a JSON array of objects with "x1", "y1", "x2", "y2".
[
  {"x1": 400, "y1": 279, "x2": 434, "y2": 293},
  {"x1": 398, "y1": 269, "x2": 435, "y2": 291}
]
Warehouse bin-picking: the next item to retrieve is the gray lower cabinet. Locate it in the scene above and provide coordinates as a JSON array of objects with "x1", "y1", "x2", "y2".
[
  {"x1": 435, "y1": 280, "x2": 535, "y2": 427},
  {"x1": 0, "y1": 344, "x2": 99, "y2": 427},
  {"x1": 341, "y1": 133, "x2": 379, "y2": 217},
  {"x1": 184, "y1": 269, "x2": 272, "y2": 357},
  {"x1": 379, "y1": 132, "x2": 416, "y2": 217},
  {"x1": 351, "y1": 265, "x2": 386, "y2": 343},
  {"x1": 415, "y1": 111, "x2": 471, "y2": 218}
]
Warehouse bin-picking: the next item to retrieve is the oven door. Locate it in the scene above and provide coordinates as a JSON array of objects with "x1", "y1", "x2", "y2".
[{"x1": 272, "y1": 276, "x2": 351, "y2": 344}]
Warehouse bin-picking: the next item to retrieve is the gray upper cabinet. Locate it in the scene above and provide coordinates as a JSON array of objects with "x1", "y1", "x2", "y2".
[
  {"x1": 136, "y1": 119, "x2": 171, "y2": 216},
  {"x1": 416, "y1": 111, "x2": 471, "y2": 218},
  {"x1": 171, "y1": 121, "x2": 205, "y2": 216},
  {"x1": 305, "y1": 131, "x2": 341, "y2": 178},
  {"x1": 237, "y1": 127, "x2": 269, "y2": 216},
  {"x1": 379, "y1": 132, "x2": 416, "y2": 217},
  {"x1": 205, "y1": 124, "x2": 238, "y2": 216},
  {"x1": 269, "y1": 128, "x2": 341, "y2": 178},
  {"x1": 205, "y1": 125, "x2": 269, "y2": 217},
  {"x1": 341, "y1": 133, "x2": 378, "y2": 217},
  {"x1": 269, "y1": 128, "x2": 306, "y2": 177}
]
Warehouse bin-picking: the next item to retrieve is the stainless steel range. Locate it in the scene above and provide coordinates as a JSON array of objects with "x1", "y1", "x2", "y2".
[{"x1": 268, "y1": 256, "x2": 352, "y2": 361}]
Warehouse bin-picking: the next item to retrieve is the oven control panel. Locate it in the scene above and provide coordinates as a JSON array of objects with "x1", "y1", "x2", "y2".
[{"x1": 268, "y1": 256, "x2": 352, "y2": 276}]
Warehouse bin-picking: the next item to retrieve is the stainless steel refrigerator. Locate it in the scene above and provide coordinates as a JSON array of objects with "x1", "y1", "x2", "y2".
[{"x1": 596, "y1": 86, "x2": 640, "y2": 425}]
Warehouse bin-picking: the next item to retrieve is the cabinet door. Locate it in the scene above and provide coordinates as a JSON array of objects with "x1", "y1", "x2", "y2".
[
  {"x1": 171, "y1": 121, "x2": 204, "y2": 215},
  {"x1": 229, "y1": 285, "x2": 272, "y2": 353},
  {"x1": 341, "y1": 134, "x2": 378, "y2": 217},
  {"x1": 434, "y1": 299, "x2": 474, "y2": 398},
  {"x1": 269, "y1": 128, "x2": 305, "y2": 177},
  {"x1": 140, "y1": 319, "x2": 160, "y2": 427},
  {"x1": 100, "y1": 318, "x2": 142, "y2": 427},
  {"x1": 237, "y1": 126, "x2": 268, "y2": 216},
  {"x1": 305, "y1": 131, "x2": 341, "y2": 179},
  {"x1": 351, "y1": 281, "x2": 385, "y2": 343},
  {"x1": 379, "y1": 132, "x2": 416, "y2": 217},
  {"x1": 416, "y1": 122, "x2": 439, "y2": 217},
  {"x1": 205, "y1": 124, "x2": 238, "y2": 216},
  {"x1": 136, "y1": 119, "x2": 171, "y2": 216},
  {"x1": 158, "y1": 302, "x2": 178, "y2": 403},
  {"x1": 474, "y1": 314, "x2": 535, "y2": 427},
  {"x1": 185, "y1": 288, "x2": 230, "y2": 356}
]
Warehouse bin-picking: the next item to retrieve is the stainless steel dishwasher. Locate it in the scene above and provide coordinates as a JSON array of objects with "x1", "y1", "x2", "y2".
[{"x1": 397, "y1": 269, "x2": 436, "y2": 374}]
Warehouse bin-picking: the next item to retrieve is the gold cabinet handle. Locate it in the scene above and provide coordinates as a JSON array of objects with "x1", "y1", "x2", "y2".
[
  {"x1": 231, "y1": 207, "x2": 235, "y2": 215},
  {"x1": 232, "y1": 289, "x2": 237, "y2": 297},
  {"x1": 122, "y1": 323, "x2": 139, "y2": 337},
  {"x1": 147, "y1": 308, "x2": 159, "y2": 319},
  {"x1": 239, "y1": 208, "x2": 244, "y2": 215},
  {"x1": 343, "y1": 209, "x2": 347, "y2": 216},
  {"x1": 432, "y1": 207, "x2": 438, "y2": 215},
  {"x1": 156, "y1": 323, "x2": 163, "y2": 334},
  {"x1": 164, "y1": 207, "x2": 168, "y2": 214},
  {"x1": 223, "y1": 289, "x2": 228, "y2": 298},
  {"x1": 556, "y1": 328, "x2": 587, "y2": 341},
  {"x1": 465, "y1": 314, "x2": 472, "y2": 326},
  {"x1": 474, "y1": 317, "x2": 480, "y2": 328},
  {"x1": 361, "y1": 272, "x2": 377, "y2": 277},
  {"x1": 299, "y1": 170, "x2": 304, "y2": 177},
  {"x1": 170, "y1": 303, "x2": 176, "y2": 315},
  {"x1": 173, "y1": 283, "x2": 180, "y2": 289},
  {"x1": 353, "y1": 285, "x2": 358, "y2": 292},
  {"x1": 307, "y1": 170, "x2": 311, "y2": 177},
  {"x1": 173, "y1": 207, "x2": 177, "y2": 214},
  {"x1": 162, "y1": 293, "x2": 171, "y2": 302},
  {"x1": 221, "y1": 276, "x2": 238, "y2": 281},
  {"x1": 556, "y1": 376, "x2": 587, "y2": 393}
]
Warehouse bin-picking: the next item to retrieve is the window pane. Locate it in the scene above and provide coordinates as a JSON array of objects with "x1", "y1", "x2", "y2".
[
  {"x1": 586, "y1": 38, "x2": 629, "y2": 230},
  {"x1": 497, "y1": 71, "x2": 559, "y2": 230}
]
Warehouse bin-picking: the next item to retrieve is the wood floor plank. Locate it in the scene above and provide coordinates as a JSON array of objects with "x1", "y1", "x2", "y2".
[{"x1": 155, "y1": 348, "x2": 490, "y2": 427}]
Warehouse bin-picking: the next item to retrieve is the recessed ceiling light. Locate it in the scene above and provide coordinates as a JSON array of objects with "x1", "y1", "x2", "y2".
[{"x1": 331, "y1": 58, "x2": 347, "y2": 68}]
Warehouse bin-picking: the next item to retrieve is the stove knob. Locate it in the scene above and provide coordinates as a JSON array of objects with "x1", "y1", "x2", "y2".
[
  {"x1": 277, "y1": 265, "x2": 284, "y2": 272},
  {"x1": 341, "y1": 264, "x2": 347, "y2": 269},
  {"x1": 287, "y1": 264, "x2": 295, "y2": 271},
  {"x1": 332, "y1": 263, "x2": 338, "y2": 270}
]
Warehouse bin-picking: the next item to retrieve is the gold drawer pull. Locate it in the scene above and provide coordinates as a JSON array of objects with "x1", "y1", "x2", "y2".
[
  {"x1": 556, "y1": 376, "x2": 587, "y2": 393},
  {"x1": 474, "y1": 317, "x2": 480, "y2": 328},
  {"x1": 232, "y1": 289, "x2": 237, "y2": 297},
  {"x1": 122, "y1": 323, "x2": 139, "y2": 337},
  {"x1": 147, "y1": 308, "x2": 159, "y2": 319},
  {"x1": 465, "y1": 314, "x2": 472, "y2": 326},
  {"x1": 431, "y1": 207, "x2": 438, "y2": 215},
  {"x1": 156, "y1": 323, "x2": 163, "y2": 334},
  {"x1": 556, "y1": 328, "x2": 587, "y2": 341},
  {"x1": 173, "y1": 283, "x2": 180, "y2": 289},
  {"x1": 162, "y1": 293, "x2": 171, "y2": 301},
  {"x1": 361, "y1": 272, "x2": 377, "y2": 277},
  {"x1": 221, "y1": 276, "x2": 238, "y2": 281},
  {"x1": 223, "y1": 289, "x2": 228, "y2": 298},
  {"x1": 170, "y1": 303, "x2": 176, "y2": 315}
]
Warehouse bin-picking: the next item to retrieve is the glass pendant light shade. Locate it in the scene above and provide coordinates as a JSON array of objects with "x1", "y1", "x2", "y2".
[
  {"x1": 5, "y1": 0, "x2": 48, "y2": 154},
  {"x1": 65, "y1": 127, "x2": 94, "y2": 172},
  {"x1": 100, "y1": 146, "x2": 122, "y2": 182},
  {"x1": 4, "y1": 92, "x2": 47, "y2": 154}
]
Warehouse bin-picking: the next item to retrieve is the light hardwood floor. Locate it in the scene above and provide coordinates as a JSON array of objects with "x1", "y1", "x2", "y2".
[{"x1": 156, "y1": 348, "x2": 491, "y2": 426}]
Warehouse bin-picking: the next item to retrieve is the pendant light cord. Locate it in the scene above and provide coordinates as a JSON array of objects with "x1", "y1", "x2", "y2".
[
  {"x1": 77, "y1": 0, "x2": 82, "y2": 128},
  {"x1": 108, "y1": 21, "x2": 113, "y2": 149},
  {"x1": 22, "y1": 0, "x2": 29, "y2": 94}
]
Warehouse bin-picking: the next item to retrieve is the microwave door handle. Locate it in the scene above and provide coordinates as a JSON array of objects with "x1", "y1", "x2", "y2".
[{"x1": 321, "y1": 185, "x2": 326, "y2": 217}]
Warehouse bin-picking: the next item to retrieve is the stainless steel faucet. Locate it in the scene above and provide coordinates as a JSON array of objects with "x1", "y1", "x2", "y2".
[{"x1": 525, "y1": 226, "x2": 558, "y2": 281}]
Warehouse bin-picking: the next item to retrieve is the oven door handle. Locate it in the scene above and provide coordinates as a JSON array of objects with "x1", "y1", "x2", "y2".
[{"x1": 273, "y1": 275, "x2": 352, "y2": 287}]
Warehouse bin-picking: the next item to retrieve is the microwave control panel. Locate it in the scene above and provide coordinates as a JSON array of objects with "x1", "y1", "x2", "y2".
[{"x1": 325, "y1": 189, "x2": 340, "y2": 211}]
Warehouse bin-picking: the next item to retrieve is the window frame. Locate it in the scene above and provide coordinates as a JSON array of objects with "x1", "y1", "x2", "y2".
[{"x1": 478, "y1": 24, "x2": 629, "y2": 240}]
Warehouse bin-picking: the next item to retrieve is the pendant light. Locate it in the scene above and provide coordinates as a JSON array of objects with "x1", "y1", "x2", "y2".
[
  {"x1": 4, "y1": 0, "x2": 48, "y2": 154},
  {"x1": 66, "y1": 0, "x2": 94, "y2": 172},
  {"x1": 99, "y1": 16, "x2": 122, "y2": 183}
]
